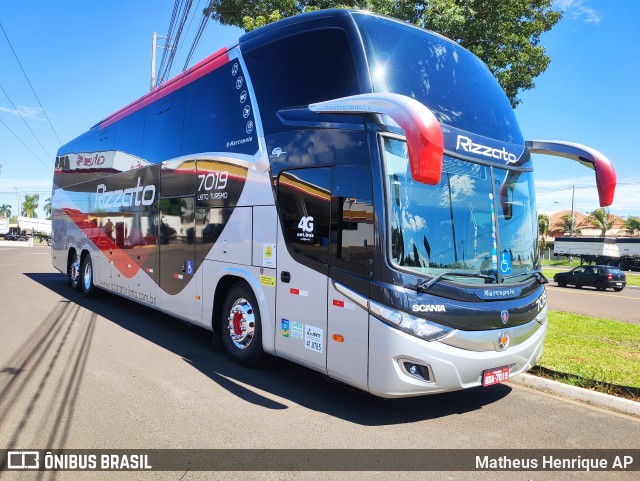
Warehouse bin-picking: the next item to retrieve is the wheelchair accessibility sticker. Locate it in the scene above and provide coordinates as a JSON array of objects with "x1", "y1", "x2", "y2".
[{"x1": 500, "y1": 251, "x2": 512, "y2": 275}]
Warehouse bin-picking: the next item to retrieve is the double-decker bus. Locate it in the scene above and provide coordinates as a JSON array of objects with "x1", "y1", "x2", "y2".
[{"x1": 52, "y1": 9, "x2": 616, "y2": 397}]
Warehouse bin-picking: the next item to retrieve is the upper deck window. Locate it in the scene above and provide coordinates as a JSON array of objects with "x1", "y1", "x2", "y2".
[
  {"x1": 354, "y1": 13, "x2": 523, "y2": 145},
  {"x1": 243, "y1": 28, "x2": 360, "y2": 134}
]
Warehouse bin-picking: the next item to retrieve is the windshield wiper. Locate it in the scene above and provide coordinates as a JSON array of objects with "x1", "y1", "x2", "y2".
[
  {"x1": 500, "y1": 270, "x2": 548, "y2": 284},
  {"x1": 417, "y1": 271, "x2": 497, "y2": 292}
]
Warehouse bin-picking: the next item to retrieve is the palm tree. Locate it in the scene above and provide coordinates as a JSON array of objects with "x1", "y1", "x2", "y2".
[
  {"x1": 43, "y1": 197, "x2": 52, "y2": 219},
  {"x1": 538, "y1": 213, "x2": 550, "y2": 249},
  {"x1": 0, "y1": 204, "x2": 11, "y2": 218},
  {"x1": 621, "y1": 216, "x2": 640, "y2": 236},
  {"x1": 22, "y1": 193, "x2": 40, "y2": 218},
  {"x1": 554, "y1": 213, "x2": 581, "y2": 236},
  {"x1": 586, "y1": 208, "x2": 613, "y2": 237}
]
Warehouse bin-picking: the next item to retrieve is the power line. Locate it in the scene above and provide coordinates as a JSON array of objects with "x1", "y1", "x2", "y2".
[
  {"x1": 0, "y1": 21, "x2": 62, "y2": 145},
  {"x1": 0, "y1": 117, "x2": 52, "y2": 172},
  {"x1": 536, "y1": 181, "x2": 640, "y2": 193},
  {"x1": 0, "y1": 81, "x2": 52, "y2": 160},
  {"x1": 182, "y1": 1, "x2": 213, "y2": 71},
  {"x1": 158, "y1": 0, "x2": 194, "y2": 84},
  {"x1": 157, "y1": 0, "x2": 181, "y2": 79},
  {"x1": 174, "y1": 0, "x2": 203, "y2": 66}
]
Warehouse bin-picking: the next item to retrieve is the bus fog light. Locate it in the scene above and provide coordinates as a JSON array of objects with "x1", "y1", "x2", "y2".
[{"x1": 398, "y1": 359, "x2": 434, "y2": 382}]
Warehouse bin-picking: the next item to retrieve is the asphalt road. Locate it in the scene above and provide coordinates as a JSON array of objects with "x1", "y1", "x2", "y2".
[
  {"x1": 0, "y1": 247, "x2": 638, "y2": 480},
  {"x1": 546, "y1": 282, "x2": 640, "y2": 324}
]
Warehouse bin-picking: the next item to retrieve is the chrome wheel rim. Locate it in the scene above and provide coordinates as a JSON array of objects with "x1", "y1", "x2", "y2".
[
  {"x1": 227, "y1": 298, "x2": 255, "y2": 350},
  {"x1": 83, "y1": 261, "x2": 92, "y2": 290}
]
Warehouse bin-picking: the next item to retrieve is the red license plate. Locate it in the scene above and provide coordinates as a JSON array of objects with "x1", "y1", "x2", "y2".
[{"x1": 482, "y1": 366, "x2": 510, "y2": 386}]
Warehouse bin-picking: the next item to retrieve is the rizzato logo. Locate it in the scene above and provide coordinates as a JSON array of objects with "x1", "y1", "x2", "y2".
[
  {"x1": 95, "y1": 177, "x2": 156, "y2": 209},
  {"x1": 456, "y1": 135, "x2": 517, "y2": 164}
]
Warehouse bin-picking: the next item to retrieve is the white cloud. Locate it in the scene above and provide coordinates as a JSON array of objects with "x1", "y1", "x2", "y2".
[
  {"x1": 556, "y1": 0, "x2": 602, "y2": 24},
  {"x1": 0, "y1": 105, "x2": 46, "y2": 120}
]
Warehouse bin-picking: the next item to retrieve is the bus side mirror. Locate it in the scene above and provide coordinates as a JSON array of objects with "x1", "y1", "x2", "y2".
[
  {"x1": 310, "y1": 93, "x2": 444, "y2": 184},
  {"x1": 525, "y1": 140, "x2": 617, "y2": 207}
]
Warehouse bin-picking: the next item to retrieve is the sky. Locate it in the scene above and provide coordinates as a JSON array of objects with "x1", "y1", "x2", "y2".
[{"x1": 0, "y1": 0, "x2": 638, "y2": 219}]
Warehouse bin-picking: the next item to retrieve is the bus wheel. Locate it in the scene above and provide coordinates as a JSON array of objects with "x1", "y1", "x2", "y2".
[
  {"x1": 221, "y1": 283, "x2": 264, "y2": 367},
  {"x1": 69, "y1": 252, "x2": 82, "y2": 291},
  {"x1": 81, "y1": 255, "x2": 97, "y2": 298}
]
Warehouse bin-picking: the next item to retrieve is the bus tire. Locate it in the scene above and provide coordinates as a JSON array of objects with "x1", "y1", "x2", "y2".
[
  {"x1": 221, "y1": 282, "x2": 264, "y2": 367},
  {"x1": 81, "y1": 254, "x2": 97, "y2": 298},
  {"x1": 69, "y1": 251, "x2": 82, "y2": 291}
]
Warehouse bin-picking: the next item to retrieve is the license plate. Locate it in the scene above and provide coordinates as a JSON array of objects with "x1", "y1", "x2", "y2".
[
  {"x1": 482, "y1": 366, "x2": 510, "y2": 386},
  {"x1": 616, "y1": 282, "x2": 622, "y2": 285}
]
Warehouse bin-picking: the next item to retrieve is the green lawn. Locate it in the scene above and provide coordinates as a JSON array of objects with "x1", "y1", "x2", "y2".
[
  {"x1": 533, "y1": 311, "x2": 640, "y2": 400},
  {"x1": 541, "y1": 259, "x2": 582, "y2": 267},
  {"x1": 541, "y1": 268, "x2": 640, "y2": 287}
]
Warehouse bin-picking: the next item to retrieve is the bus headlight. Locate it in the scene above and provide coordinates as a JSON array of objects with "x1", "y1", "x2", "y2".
[{"x1": 370, "y1": 301, "x2": 453, "y2": 341}]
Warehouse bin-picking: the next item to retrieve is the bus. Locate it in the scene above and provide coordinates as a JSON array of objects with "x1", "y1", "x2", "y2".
[{"x1": 51, "y1": 9, "x2": 617, "y2": 397}]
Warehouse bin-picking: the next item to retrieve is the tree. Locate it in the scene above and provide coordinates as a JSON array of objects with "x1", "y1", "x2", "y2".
[
  {"x1": 207, "y1": 0, "x2": 562, "y2": 106},
  {"x1": 0, "y1": 204, "x2": 11, "y2": 218},
  {"x1": 621, "y1": 216, "x2": 640, "y2": 237},
  {"x1": 585, "y1": 208, "x2": 613, "y2": 237},
  {"x1": 538, "y1": 213, "x2": 549, "y2": 249},
  {"x1": 43, "y1": 197, "x2": 52, "y2": 219},
  {"x1": 22, "y1": 193, "x2": 40, "y2": 218},
  {"x1": 554, "y1": 213, "x2": 580, "y2": 236}
]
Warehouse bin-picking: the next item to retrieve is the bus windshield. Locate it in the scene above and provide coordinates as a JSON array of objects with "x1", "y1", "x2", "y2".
[
  {"x1": 354, "y1": 13, "x2": 523, "y2": 144},
  {"x1": 382, "y1": 138, "x2": 537, "y2": 284}
]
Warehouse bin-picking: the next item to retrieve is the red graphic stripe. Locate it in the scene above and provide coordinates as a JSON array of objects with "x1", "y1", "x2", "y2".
[{"x1": 64, "y1": 208, "x2": 149, "y2": 279}]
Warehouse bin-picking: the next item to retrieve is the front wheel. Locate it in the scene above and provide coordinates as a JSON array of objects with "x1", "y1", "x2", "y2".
[
  {"x1": 81, "y1": 255, "x2": 97, "y2": 297},
  {"x1": 556, "y1": 279, "x2": 567, "y2": 288},
  {"x1": 221, "y1": 282, "x2": 264, "y2": 367}
]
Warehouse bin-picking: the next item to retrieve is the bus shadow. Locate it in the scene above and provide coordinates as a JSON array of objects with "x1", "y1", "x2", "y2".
[{"x1": 26, "y1": 272, "x2": 512, "y2": 426}]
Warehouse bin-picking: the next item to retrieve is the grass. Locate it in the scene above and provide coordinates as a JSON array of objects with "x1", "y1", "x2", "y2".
[
  {"x1": 532, "y1": 311, "x2": 640, "y2": 400},
  {"x1": 541, "y1": 258, "x2": 582, "y2": 267},
  {"x1": 541, "y1": 268, "x2": 640, "y2": 287}
]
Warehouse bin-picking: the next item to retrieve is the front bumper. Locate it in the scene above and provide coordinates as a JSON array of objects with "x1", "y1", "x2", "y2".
[{"x1": 367, "y1": 316, "x2": 547, "y2": 398}]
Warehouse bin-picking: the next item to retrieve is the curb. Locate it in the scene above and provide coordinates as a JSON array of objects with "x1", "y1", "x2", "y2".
[{"x1": 508, "y1": 373, "x2": 640, "y2": 417}]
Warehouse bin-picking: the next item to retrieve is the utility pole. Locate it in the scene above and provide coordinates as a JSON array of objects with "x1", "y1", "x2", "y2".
[
  {"x1": 150, "y1": 32, "x2": 170, "y2": 90},
  {"x1": 570, "y1": 185, "x2": 575, "y2": 236}
]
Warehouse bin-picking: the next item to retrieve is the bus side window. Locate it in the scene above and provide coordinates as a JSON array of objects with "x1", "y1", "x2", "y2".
[
  {"x1": 332, "y1": 166, "x2": 374, "y2": 275},
  {"x1": 278, "y1": 168, "x2": 332, "y2": 266}
]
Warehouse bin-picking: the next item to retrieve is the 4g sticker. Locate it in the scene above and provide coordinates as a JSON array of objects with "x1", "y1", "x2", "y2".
[{"x1": 297, "y1": 216, "x2": 314, "y2": 241}]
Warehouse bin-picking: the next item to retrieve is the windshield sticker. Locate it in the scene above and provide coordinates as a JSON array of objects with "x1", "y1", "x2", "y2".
[{"x1": 500, "y1": 251, "x2": 512, "y2": 275}]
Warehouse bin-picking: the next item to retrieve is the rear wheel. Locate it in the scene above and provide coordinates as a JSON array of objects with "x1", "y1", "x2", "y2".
[
  {"x1": 81, "y1": 255, "x2": 97, "y2": 297},
  {"x1": 221, "y1": 282, "x2": 264, "y2": 367},
  {"x1": 613, "y1": 287, "x2": 624, "y2": 292},
  {"x1": 69, "y1": 251, "x2": 82, "y2": 291},
  {"x1": 595, "y1": 281, "x2": 606, "y2": 291}
]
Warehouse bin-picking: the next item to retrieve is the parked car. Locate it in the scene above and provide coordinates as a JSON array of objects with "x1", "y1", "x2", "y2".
[{"x1": 553, "y1": 265, "x2": 626, "y2": 292}]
